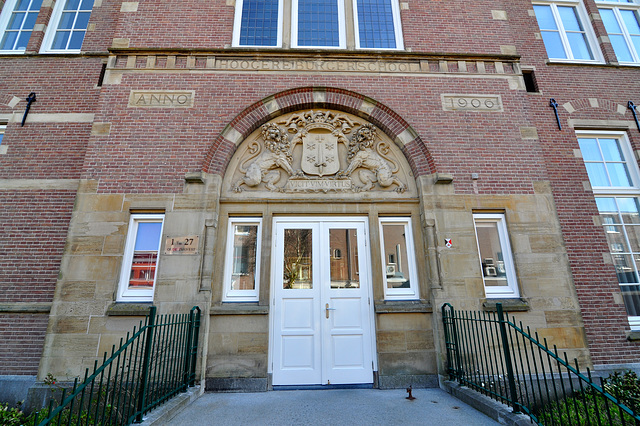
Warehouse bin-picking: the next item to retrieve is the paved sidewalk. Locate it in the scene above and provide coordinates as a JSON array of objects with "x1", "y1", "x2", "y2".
[{"x1": 164, "y1": 388, "x2": 500, "y2": 425}]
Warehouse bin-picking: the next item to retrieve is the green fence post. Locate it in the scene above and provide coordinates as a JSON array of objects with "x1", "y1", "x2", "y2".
[
  {"x1": 183, "y1": 308, "x2": 195, "y2": 389},
  {"x1": 496, "y1": 303, "x2": 520, "y2": 414},
  {"x1": 135, "y1": 306, "x2": 156, "y2": 423}
]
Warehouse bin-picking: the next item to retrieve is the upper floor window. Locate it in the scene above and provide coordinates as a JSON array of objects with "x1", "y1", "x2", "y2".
[
  {"x1": 597, "y1": 0, "x2": 640, "y2": 64},
  {"x1": 0, "y1": 124, "x2": 5, "y2": 145},
  {"x1": 0, "y1": 0, "x2": 42, "y2": 53},
  {"x1": 577, "y1": 131, "x2": 640, "y2": 330},
  {"x1": 533, "y1": 0, "x2": 602, "y2": 62},
  {"x1": 40, "y1": 0, "x2": 94, "y2": 53},
  {"x1": 233, "y1": 0, "x2": 403, "y2": 50}
]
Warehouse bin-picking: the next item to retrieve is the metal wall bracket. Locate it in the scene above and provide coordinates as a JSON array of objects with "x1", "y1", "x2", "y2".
[
  {"x1": 549, "y1": 98, "x2": 561, "y2": 130},
  {"x1": 629, "y1": 101, "x2": 640, "y2": 132},
  {"x1": 21, "y1": 92, "x2": 36, "y2": 127}
]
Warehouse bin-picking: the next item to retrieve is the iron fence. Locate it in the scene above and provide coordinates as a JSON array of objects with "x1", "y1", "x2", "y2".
[
  {"x1": 442, "y1": 302, "x2": 640, "y2": 425},
  {"x1": 31, "y1": 305, "x2": 201, "y2": 425}
]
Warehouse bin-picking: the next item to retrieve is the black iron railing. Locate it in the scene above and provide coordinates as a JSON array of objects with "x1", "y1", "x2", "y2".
[
  {"x1": 31, "y1": 306, "x2": 201, "y2": 425},
  {"x1": 442, "y1": 303, "x2": 640, "y2": 425}
]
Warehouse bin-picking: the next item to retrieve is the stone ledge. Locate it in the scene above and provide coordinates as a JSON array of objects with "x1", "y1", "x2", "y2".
[
  {"x1": 106, "y1": 302, "x2": 154, "y2": 316},
  {"x1": 374, "y1": 300, "x2": 432, "y2": 314},
  {"x1": 205, "y1": 377, "x2": 268, "y2": 392},
  {"x1": 140, "y1": 386, "x2": 201, "y2": 426},
  {"x1": 482, "y1": 299, "x2": 529, "y2": 312},
  {"x1": 210, "y1": 304, "x2": 269, "y2": 315},
  {"x1": 442, "y1": 380, "x2": 531, "y2": 426},
  {"x1": 0, "y1": 302, "x2": 52, "y2": 313},
  {"x1": 627, "y1": 331, "x2": 640, "y2": 341}
]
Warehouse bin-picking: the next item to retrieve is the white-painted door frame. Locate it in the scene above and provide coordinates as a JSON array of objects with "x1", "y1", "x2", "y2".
[{"x1": 269, "y1": 216, "x2": 377, "y2": 386}]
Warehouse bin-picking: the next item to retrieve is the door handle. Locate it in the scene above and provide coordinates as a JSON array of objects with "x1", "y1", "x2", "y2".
[{"x1": 325, "y1": 303, "x2": 336, "y2": 319}]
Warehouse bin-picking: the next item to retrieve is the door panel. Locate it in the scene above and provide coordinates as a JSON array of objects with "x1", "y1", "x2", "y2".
[{"x1": 272, "y1": 218, "x2": 374, "y2": 386}]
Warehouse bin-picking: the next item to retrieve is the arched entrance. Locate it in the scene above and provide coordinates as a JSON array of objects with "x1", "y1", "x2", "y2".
[{"x1": 216, "y1": 107, "x2": 422, "y2": 387}]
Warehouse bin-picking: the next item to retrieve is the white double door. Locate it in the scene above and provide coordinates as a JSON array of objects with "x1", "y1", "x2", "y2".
[{"x1": 271, "y1": 217, "x2": 375, "y2": 386}]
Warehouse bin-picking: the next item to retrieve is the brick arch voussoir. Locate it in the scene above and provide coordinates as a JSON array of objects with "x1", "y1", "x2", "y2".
[
  {"x1": 203, "y1": 87, "x2": 434, "y2": 177},
  {"x1": 563, "y1": 98, "x2": 627, "y2": 117}
]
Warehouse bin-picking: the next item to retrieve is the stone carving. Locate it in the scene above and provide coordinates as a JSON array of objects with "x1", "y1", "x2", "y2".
[
  {"x1": 233, "y1": 123, "x2": 299, "y2": 192},
  {"x1": 340, "y1": 124, "x2": 406, "y2": 193},
  {"x1": 230, "y1": 110, "x2": 408, "y2": 194}
]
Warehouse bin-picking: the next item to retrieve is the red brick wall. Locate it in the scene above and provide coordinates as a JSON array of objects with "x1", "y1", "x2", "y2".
[{"x1": 0, "y1": 314, "x2": 49, "y2": 375}]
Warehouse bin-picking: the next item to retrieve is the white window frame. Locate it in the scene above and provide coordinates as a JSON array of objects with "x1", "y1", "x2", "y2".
[
  {"x1": 0, "y1": 123, "x2": 5, "y2": 144},
  {"x1": 379, "y1": 217, "x2": 419, "y2": 300},
  {"x1": 232, "y1": 0, "x2": 284, "y2": 48},
  {"x1": 577, "y1": 130, "x2": 640, "y2": 329},
  {"x1": 291, "y1": 0, "x2": 346, "y2": 49},
  {"x1": 0, "y1": 0, "x2": 41, "y2": 54},
  {"x1": 597, "y1": 0, "x2": 640, "y2": 64},
  {"x1": 533, "y1": 0, "x2": 604, "y2": 63},
  {"x1": 40, "y1": 0, "x2": 94, "y2": 53},
  {"x1": 117, "y1": 214, "x2": 164, "y2": 303},
  {"x1": 222, "y1": 217, "x2": 262, "y2": 302},
  {"x1": 352, "y1": 0, "x2": 404, "y2": 50},
  {"x1": 473, "y1": 213, "x2": 520, "y2": 299}
]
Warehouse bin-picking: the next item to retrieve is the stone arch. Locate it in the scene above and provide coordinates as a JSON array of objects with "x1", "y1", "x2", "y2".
[
  {"x1": 562, "y1": 98, "x2": 628, "y2": 117},
  {"x1": 202, "y1": 87, "x2": 434, "y2": 177}
]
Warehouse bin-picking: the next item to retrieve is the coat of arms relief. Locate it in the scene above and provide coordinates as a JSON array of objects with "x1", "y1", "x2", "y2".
[{"x1": 230, "y1": 110, "x2": 409, "y2": 194}]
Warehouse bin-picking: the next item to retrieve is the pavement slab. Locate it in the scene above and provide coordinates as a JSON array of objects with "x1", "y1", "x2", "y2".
[{"x1": 164, "y1": 388, "x2": 500, "y2": 425}]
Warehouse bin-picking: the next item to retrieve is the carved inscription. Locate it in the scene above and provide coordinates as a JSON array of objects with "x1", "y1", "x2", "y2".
[
  {"x1": 129, "y1": 90, "x2": 194, "y2": 108},
  {"x1": 215, "y1": 58, "x2": 421, "y2": 74},
  {"x1": 441, "y1": 94, "x2": 503, "y2": 112}
]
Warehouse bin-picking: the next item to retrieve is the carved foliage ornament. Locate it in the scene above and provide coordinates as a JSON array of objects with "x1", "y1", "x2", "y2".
[{"x1": 232, "y1": 110, "x2": 407, "y2": 194}]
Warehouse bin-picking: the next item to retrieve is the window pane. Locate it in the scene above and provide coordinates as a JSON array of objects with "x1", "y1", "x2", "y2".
[
  {"x1": 578, "y1": 138, "x2": 601, "y2": 161},
  {"x1": 80, "y1": 0, "x2": 94, "y2": 10},
  {"x1": 58, "y1": 12, "x2": 75, "y2": 29},
  {"x1": 475, "y1": 222, "x2": 509, "y2": 287},
  {"x1": 297, "y1": 0, "x2": 340, "y2": 47},
  {"x1": 8, "y1": 13, "x2": 25, "y2": 30},
  {"x1": 600, "y1": 138, "x2": 624, "y2": 161},
  {"x1": 128, "y1": 221, "x2": 162, "y2": 289},
  {"x1": 558, "y1": 6, "x2": 583, "y2": 31},
  {"x1": 600, "y1": 8, "x2": 622, "y2": 33},
  {"x1": 619, "y1": 197, "x2": 640, "y2": 223},
  {"x1": 382, "y1": 224, "x2": 411, "y2": 289},
  {"x1": 15, "y1": 30, "x2": 31, "y2": 49},
  {"x1": 231, "y1": 224, "x2": 258, "y2": 290},
  {"x1": 330, "y1": 228, "x2": 360, "y2": 288},
  {"x1": 534, "y1": 5, "x2": 558, "y2": 30},
  {"x1": 614, "y1": 254, "x2": 639, "y2": 283},
  {"x1": 134, "y1": 222, "x2": 162, "y2": 251},
  {"x1": 16, "y1": 0, "x2": 30, "y2": 11},
  {"x1": 0, "y1": 32, "x2": 18, "y2": 50},
  {"x1": 621, "y1": 9, "x2": 640, "y2": 34},
  {"x1": 68, "y1": 30, "x2": 85, "y2": 49},
  {"x1": 607, "y1": 163, "x2": 632, "y2": 186},
  {"x1": 283, "y1": 228, "x2": 313, "y2": 289},
  {"x1": 566, "y1": 31, "x2": 593, "y2": 59},
  {"x1": 74, "y1": 11, "x2": 91, "y2": 29},
  {"x1": 621, "y1": 284, "x2": 640, "y2": 316},
  {"x1": 540, "y1": 31, "x2": 568, "y2": 58},
  {"x1": 51, "y1": 31, "x2": 70, "y2": 49},
  {"x1": 65, "y1": 0, "x2": 80, "y2": 10},
  {"x1": 585, "y1": 163, "x2": 609, "y2": 186},
  {"x1": 239, "y1": 0, "x2": 279, "y2": 46},
  {"x1": 357, "y1": 0, "x2": 396, "y2": 49}
]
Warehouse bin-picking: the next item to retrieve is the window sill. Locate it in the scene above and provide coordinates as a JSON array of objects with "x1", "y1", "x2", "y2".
[
  {"x1": 106, "y1": 302, "x2": 153, "y2": 316},
  {"x1": 210, "y1": 304, "x2": 268, "y2": 315},
  {"x1": 374, "y1": 300, "x2": 432, "y2": 314},
  {"x1": 482, "y1": 299, "x2": 529, "y2": 312},
  {"x1": 627, "y1": 330, "x2": 640, "y2": 341}
]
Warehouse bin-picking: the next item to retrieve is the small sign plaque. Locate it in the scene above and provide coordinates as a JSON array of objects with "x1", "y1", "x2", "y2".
[{"x1": 165, "y1": 236, "x2": 199, "y2": 255}]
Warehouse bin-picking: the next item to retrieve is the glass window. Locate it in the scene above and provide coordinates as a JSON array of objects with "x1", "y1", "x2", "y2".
[
  {"x1": 473, "y1": 213, "x2": 520, "y2": 298},
  {"x1": 232, "y1": 0, "x2": 403, "y2": 49},
  {"x1": 0, "y1": 0, "x2": 42, "y2": 52},
  {"x1": 0, "y1": 124, "x2": 5, "y2": 145},
  {"x1": 598, "y1": 0, "x2": 640, "y2": 63},
  {"x1": 533, "y1": 1, "x2": 600, "y2": 61},
  {"x1": 292, "y1": 0, "x2": 345, "y2": 48},
  {"x1": 578, "y1": 131, "x2": 640, "y2": 330},
  {"x1": 223, "y1": 218, "x2": 262, "y2": 301},
  {"x1": 41, "y1": 0, "x2": 94, "y2": 52},
  {"x1": 234, "y1": 0, "x2": 281, "y2": 47},
  {"x1": 379, "y1": 217, "x2": 419, "y2": 300},
  {"x1": 354, "y1": 0, "x2": 402, "y2": 49},
  {"x1": 117, "y1": 214, "x2": 164, "y2": 302}
]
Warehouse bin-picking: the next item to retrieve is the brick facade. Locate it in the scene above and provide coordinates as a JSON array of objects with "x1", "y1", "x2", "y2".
[{"x1": 1, "y1": 0, "x2": 639, "y2": 398}]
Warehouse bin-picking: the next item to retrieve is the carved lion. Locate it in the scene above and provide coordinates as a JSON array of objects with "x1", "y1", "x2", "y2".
[
  {"x1": 340, "y1": 124, "x2": 406, "y2": 193},
  {"x1": 233, "y1": 123, "x2": 299, "y2": 192}
]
